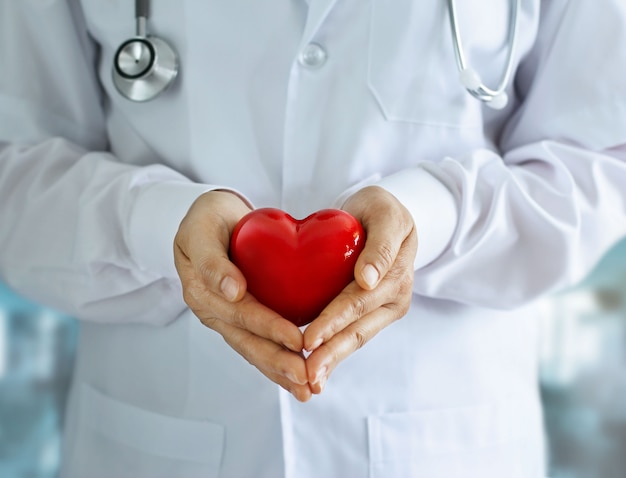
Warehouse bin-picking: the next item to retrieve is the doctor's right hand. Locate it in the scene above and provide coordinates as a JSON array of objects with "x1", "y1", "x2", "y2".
[{"x1": 173, "y1": 191, "x2": 313, "y2": 402}]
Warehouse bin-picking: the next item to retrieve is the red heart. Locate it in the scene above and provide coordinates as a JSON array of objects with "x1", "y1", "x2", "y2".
[{"x1": 230, "y1": 208, "x2": 366, "y2": 327}]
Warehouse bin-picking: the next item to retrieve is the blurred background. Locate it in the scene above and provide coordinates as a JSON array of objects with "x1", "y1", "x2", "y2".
[
  {"x1": 0, "y1": 239, "x2": 625, "y2": 477},
  {"x1": 0, "y1": 286, "x2": 77, "y2": 478},
  {"x1": 539, "y1": 238, "x2": 626, "y2": 478}
]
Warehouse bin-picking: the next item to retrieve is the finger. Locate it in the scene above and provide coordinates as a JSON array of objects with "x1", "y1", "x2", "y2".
[
  {"x1": 174, "y1": 191, "x2": 252, "y2": 302},
  {"x1": 306, "y1": 303, "x2": 404, "y2": 394},
  {"x1": 341, "y1": 187, "x2": 415, "y2": 290},
  {"x1": 212, "y1": 293, "x2": 305, "y2": 353},
  {"x1": 353, "y1": 205, "x2": 413, "y2": 291},
  {"x1": 185, "y1": 280, "x2": 304, "y2": 353},
  {"x1": 176, "y1": 217, "x2": 248, "y2": 302},
  {"x1": 177, "y1": 214, "x2": 304, "y2": 354},
  {"x1": 302, "y1": 277, "x2": 394, "y2": 352},
  {"x1": 208, "y1": 318, "x2": 312, "y2": 402},
  {"x1": 196, "y1": 247, "x2": 248, "y2": 303},
  {"x1": 303, "y1": 230, "x2": 417, "y2": 352}
]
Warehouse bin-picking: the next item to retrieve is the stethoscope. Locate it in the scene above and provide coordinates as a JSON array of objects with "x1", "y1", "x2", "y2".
[
  {"x1": 447, "y1": 0, "x2": 521, "y2": 109},
  {"x1": 113, "y1": 0, "x2": 520, "y2": 108},
  {"x1": 112, "y1": 0, "x2": 178, "y2": 102}
]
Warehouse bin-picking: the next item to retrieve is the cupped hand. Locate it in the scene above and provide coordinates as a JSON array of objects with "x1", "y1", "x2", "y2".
[
  {"x1": 174, "y1": 190, "x2": 312, "y2": 402},
  {"x1": 303, "y1": 186, "x2": 418, "y2": 394}
]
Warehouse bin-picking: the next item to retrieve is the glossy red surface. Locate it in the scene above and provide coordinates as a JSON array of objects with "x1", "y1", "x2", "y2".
[{"x1": 230, "y1": 208, "x2": 365, "y2": 327}]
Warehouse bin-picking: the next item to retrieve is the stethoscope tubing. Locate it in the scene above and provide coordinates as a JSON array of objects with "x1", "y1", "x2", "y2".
[
  {"x1": 116, "y1": 0, "x2": 521, "y2": 104},
  {"x1": 112, "y1": 0, "x2": 178, "y2": 101},
  {"x1": 447, "y1": 0, "x2": 520, "y2": 102},
  {"x1": 135, "y1": 0, "x2": 148, "y2": 36}
]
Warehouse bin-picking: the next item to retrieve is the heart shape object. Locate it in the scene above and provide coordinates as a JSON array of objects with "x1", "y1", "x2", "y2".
[{"x1": 230, "y1": 208, "x2": 366, "y2": 327}]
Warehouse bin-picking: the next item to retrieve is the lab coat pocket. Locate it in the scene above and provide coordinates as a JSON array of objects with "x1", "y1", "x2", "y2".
[
  {"x1": 67, "y1": 384, "x2": 224, "y2": 478},
  {"x1": 368, "y1": 0, "x2": 480, "y2": 127},
  {"x1": 368, "y1": 399, "x2": 525, "y2": 478}
]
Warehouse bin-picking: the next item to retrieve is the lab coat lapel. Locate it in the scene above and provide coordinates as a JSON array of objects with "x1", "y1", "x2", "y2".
[{"x1": 299, "y1": 0, "x2": 340, "y2": 48}]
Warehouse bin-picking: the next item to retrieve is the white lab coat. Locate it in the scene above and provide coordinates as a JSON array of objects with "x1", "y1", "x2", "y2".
[{"x1": 1, "y1": 0, "x2": 626, "y2": 476}]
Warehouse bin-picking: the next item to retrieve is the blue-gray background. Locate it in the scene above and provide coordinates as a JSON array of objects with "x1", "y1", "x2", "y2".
[{"x1": 1, "y1": 239, "x2": 625, "y2": 478}]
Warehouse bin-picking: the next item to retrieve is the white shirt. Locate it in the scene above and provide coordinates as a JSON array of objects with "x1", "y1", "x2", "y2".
[{"x1": 1, "y1": 0, "x2": 626, "y2": 477}]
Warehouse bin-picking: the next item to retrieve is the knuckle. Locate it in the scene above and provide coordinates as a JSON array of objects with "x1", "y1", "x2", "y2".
[
  {"x1": 236, "y1": 334, "x2": 258, "y2": 363},
  {"x1": 393, "y1": 290, "x2": 413, "y2": 319},
  {"x1": 398, "y1": 297, "x2": 411, "y2": 317},
  {"x1": 228, "y1": 306, "x2": 247, "y2": 328},
  {"x1": 352, "y1": 327, "x2": 369, "y2": 351},
  {"x1": 323, "y1": 343, "x2": 341, "y2": 368},
  {"x1": 399, "y1": 270, "x2": 414, "y2": 295},
  {"x1": 181, "y1": 286, "x2": 196, "y2": 308},
  {"x1": 385, "y1": 264, "x2": 413, "y2": 292},
  {"x1": 318, "y1": 317, "x2": 344, "y2": 343},
  {"x1": 271, "y1": 348, "x2": 288, "y2": 371},
  {"x1": 197, "y1": 258, "x2": 219, "y2": 286},
  {"x1": 348, "y1": 294, "x2": 369, "y2": 321},
  {"x1": 399, "y1": 210, "x2": 414, "y2": 234},
  {"x1": 182, "y1": 281, "x2": 204, "y2": 310},
  {"x1": 397, "y1": 276, "x2": 414, "y2": 316},
  {"x1": 380, "y1": 270, "x2": 413, "y2": 320},
  {"x1": 376, "y1": 241, "x2": 396, "y2": 271},
  {"x1": 336, "y1": 293, "x2": 370, "y2": 324},
  {"x1": 182, "y1": 279, "x2": 220, "y2": 317},
  {"x1": 317, "y1": 292, "x2": 368, "y2": 337},
  {"x1": 199, "y1": 315, "x2": 219, "y2": 331},
  {"x1": 387, "y1": 198, "x2": 413, "y2": 231}
]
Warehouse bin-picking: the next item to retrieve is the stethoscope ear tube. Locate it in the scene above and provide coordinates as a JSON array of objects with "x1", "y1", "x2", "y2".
[
  {"x1": 112, "y1": 0, "x2": 179, "y2": 102},
  {"x1": 447, "y1": 0, "x2": 520, "y2": 109}
]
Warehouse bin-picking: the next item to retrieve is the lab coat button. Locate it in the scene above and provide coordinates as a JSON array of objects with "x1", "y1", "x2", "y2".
[{"x1": 299, "y1": 43, "x2": 327, "y2": 69}]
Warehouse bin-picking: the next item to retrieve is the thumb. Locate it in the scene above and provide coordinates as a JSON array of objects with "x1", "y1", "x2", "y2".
[
  {"x1": 174, "y1": 191, "x2": 251, "y2": 302},
  {"x1": 198, "y1": 252, "x2": 248, "y2": 303},
  {"x1": 175, "y1": 224, "x2": 248, "y2": 302},
  {"x1": 342, "y1": 186, "x2": 413, "y2": 290},
  {"x1": 353, "y1": 228, "x2": 401, "y2": 291}
]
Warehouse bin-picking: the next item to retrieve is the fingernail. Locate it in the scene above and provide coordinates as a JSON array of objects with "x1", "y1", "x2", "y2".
[
  {"x1": 362, "y1": 264, "x2": 380, "y2": 288},
  {"x1": 317, "y1": 374, "x2": 327, "y2": 392},
  {"x1": 286, "y1": 371, "x2": 306, "y2": 386},
  {"x1": 306, "y1": 338, "x2": 323, "y2": 353},
  {"x1": 220, "y1": 276, "x2": 239, "y2": 301}
]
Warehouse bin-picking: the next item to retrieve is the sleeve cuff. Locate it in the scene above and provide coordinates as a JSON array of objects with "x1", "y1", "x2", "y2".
[
  {"x1": 127, "y1": 180, "x2": 213, "y2": 279},
  {"x1": 375, "y1": 167, "x2": 458, "y2": 270}
]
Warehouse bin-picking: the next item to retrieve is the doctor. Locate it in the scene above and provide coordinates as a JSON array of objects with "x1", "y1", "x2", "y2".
[{"x1": 1, "y1": 0, "x2": 626, "y2": 477}]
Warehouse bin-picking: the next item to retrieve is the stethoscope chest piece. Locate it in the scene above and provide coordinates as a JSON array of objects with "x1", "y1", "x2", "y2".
[
  {"x1": 112, "y1": 36, "x2": 178, "y2": 102},
  {"x1": 112, "y1": 0, "x2": 178, "y2": 102}
]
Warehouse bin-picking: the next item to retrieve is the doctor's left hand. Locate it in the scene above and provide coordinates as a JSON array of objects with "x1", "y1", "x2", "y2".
[
  {"x1": 303, "y1": 186, "x2": 418, "y2": 394},
  {"x1": 174, "y1": 190, "x2": 313, "y2": 402}
]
